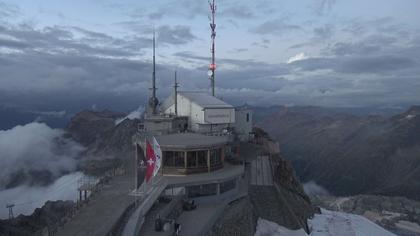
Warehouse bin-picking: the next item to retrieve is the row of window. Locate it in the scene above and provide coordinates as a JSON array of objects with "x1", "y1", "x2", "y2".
[
  {"x1": 163, "y1": 149, "x2": 222, "y2": 168},
  {"x1": 186, "y1": 179, "x2": 237, "y2": 198}
]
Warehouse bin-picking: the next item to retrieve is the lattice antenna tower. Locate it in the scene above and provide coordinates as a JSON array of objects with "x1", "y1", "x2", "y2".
[{"x1": 208, "y1": 0, "x2": 217, "y2": 96}]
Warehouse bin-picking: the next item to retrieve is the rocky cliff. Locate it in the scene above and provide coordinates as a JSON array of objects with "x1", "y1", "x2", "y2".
[
  {"x1": 66, "y1": 110, "x2": 141, "y2": 175},
  {"x1": 258, "y1": 105, "x2": 420, "y2": 200},
  {"x1": 0, "y1": 201, "x2": 74, "y2": 236},
  {"x1": 207, "y1": 139, "x2": 315, "y2": 235}
]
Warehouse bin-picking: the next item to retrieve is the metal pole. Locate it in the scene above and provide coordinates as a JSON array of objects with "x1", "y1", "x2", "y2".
[
  {"x1": 174, "y1": 70, "x2": 178, "y2": 116},
  {"x1": 209, "y1": 0, "x2": 216, "y2": 96},
  {"x1": 152, "y1": 30, "x2": 156, "y2": 102}
]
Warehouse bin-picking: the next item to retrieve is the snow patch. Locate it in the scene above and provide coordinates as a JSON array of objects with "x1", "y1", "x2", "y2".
[
  {"x1": 255, "y1": 209, "x2": 395, "y2": 236},
  {"x1": 255, "y1": 218, "x2": 308, "y2": 236},
  {"x1": 309, "y1": 209, "x2": 396, "y2": 236},
  {"x1": 115, "y1": 106, "x2": 144, "y2": 125},
  {"x1": 395, "y1": 221, "x2": 420, "y2": 234},
  {"x1": 406, "y1": 114, "x2": 416, "y2": 120}
]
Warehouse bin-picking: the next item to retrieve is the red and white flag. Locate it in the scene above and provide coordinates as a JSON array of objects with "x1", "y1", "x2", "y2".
[
  {"x1": 152, "y1": 137, "x2": 162, "y2": 177},
  {"x1": 145, "y1": 140, "x2": 156, "y2": 182}
]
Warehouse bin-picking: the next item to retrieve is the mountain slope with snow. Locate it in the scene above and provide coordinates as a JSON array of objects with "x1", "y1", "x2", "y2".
[{"x1": 255, "y1": 209, "x2": 395, "y2": 236}]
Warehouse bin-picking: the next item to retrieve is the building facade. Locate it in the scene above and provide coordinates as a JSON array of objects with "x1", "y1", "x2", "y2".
[{"x1": 161, "y1": 91, "x2": 235, "y2": 133}]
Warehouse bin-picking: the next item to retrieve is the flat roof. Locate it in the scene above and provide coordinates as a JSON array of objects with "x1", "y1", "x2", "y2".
[
  {"x1": 156, "y1": 132, "x2": 230, "y2": 150},
  {"x1": 180, "y1": 91, "x2": 233, "y2": 109},
  {"x1": 161, "y1": 91, "x2": 234, "y2": 111}
]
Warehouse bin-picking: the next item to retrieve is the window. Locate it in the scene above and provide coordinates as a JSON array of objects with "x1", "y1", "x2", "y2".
[
  {"x1": 197, "y1": 151, "x2": 207, "y2": 167},
  {"x1": 164, "y1": 151, "x2": 175, "y2": 167},
  {"x1": 187, "y1": 151, "x2": 197, "y2": 167},
  {"x1": 174, "y1": 151, "x2": 185, "y2": 167},
  {"x1": 210, "y1": 148, "x2": 221, "y2": 165},
  {"x1": 164, "y1": 151, "x2": 185, "y2": 167},
  {"x1": 246, "y1": 113, "x2": 250, "y2": 122},
  {"x1": 187, "y1": 183, "x2": 217, "y2": 197}
]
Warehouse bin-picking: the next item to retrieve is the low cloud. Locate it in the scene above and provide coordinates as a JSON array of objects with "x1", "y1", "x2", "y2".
[
  {"x1": 157, "y1": 25, "x2": 196, "y2": 45},
  {"x1": 303, "y1": 181, "x2": 330, "y2": 196},
  {"x1": 291, "y1": 55, "x2": 416, "y2": 74},
  {"x1": 0, "y1": 122, "x2": 84, "y2": 189},
  {"x1": 0, "y1": 172, "x2": 84, "y2": 219},
  {"x1": 250, "y1": 18, "x2": 301, "y2": 36},
  {"x1": 312, "y1": 0, "x2": 337, "y2": 16},
  {"x1": 287, "y1": 53, "x2": 308, "y2": 64}
]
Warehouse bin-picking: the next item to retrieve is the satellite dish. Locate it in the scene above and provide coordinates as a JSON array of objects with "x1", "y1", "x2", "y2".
[{"x1": 207, "y1": 70, "x2": 213, "y2": 77}]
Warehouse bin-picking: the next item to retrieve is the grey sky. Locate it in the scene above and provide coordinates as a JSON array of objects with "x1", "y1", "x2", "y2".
[{"x1": 0, "y1": 0, "x2": 419, "y2": 113}]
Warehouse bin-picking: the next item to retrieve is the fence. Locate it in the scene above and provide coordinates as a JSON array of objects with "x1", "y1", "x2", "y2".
[{"x1": 37, "y1": 166, "x2": 127, "y2": 236}]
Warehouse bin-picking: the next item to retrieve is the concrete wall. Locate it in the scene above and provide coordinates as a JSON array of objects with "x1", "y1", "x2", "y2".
[
  {"x1": 163, "y1": 94, "x2": 235, "y2": 133},
  {"x1": 144, "y1": 116, "x2": 188, "y2": 135},
  {"x1": 234, "y1": 109, "x2": 253, "y2": 141},
  {"x1": 144, "y1": 119, "x2": 172, "y2": 134}
]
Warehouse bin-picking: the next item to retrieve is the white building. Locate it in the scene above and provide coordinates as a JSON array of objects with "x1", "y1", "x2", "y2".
[
  {"x1": 161, "y1": 91, "x2": 235, "y2": 133},
  {"x1": 234, "y1": 107, "x2": 253, "y2": 141}
]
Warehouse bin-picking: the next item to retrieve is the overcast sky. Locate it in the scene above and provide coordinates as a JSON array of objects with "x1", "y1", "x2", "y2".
[{"x1": 0, "y1": 0, "x2": 419, "y2": 114}]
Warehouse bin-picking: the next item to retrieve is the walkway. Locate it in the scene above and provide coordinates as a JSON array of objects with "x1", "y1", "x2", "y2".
[
  {"x1": 250, "y1": 156, "x2": 273, "y2": 186},
  {"x1": 56, "y1": 174, "x2": 134, "y2": 236},
  {"x1": 122, "y1": 180, "x2": 168, "y2": 236},
  {"x1": 176, "y1": 202, "x2": 226, "y2": 236}
]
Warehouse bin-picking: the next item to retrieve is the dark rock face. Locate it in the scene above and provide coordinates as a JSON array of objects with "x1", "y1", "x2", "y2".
[
  {"x1": 272, "y1": 157, "x2": 314, "y2": 231},
  {"x1": 0, "y1": 201, "x2": 74, "y2": 236},
  {"x1": 66, "y1": 110, "x2": 126, "y2": 147},
  {"x1": 258, "y1": 106, "x2": 420, "y2": 200},
  {"x1": 66, "y1": 110, "x2": 141, "y2": 175},
  {"x1": 207, "y1": 142, "x2": 315, "y2": 235}
]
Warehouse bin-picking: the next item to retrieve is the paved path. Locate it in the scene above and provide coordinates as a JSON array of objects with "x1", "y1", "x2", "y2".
[
  {"x1": 56, "y1": 175, "x2": 134, "y2": 236},
  {"x1": 123, "y1": 180, "x2": 168, "y2": 236},
  {"x1": 250, "y1": 156, "x2": 273, "y2": 186},
  {"x1": 176, "y1": 202, "x2": 226, "y2": 236}
]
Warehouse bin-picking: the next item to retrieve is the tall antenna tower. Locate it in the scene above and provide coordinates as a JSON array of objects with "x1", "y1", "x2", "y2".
[
  {"x1": 208, "y1": 0, "x2": 217, "y2": 96},
  {"x1": 148, "y1": 29, "x2": 159, "y2": 115},
  {"x1": 173, "y1": 70, "x2": 179, "y2": 116}
]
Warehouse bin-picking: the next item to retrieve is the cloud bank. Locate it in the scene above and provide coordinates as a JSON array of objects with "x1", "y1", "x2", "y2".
[
  {"x1": 0, "y1": 172, "x2": 84, "y2": 219},
  {"x1": 303, "y1": 181, "x2": 330, "y2": 196},
  {"x1": 0, "y1": 122, "x2": 84, "y2": 189},
  {"x1": 0, "y1": 1, "x2": 419, "y2": 113}
]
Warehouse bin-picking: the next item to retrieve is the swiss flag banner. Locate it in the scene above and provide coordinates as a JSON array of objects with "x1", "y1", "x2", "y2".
[
  {"x1": 152, "y1": 137, "x2": 162, "y2": 177},
  {"x1": 145, "y1": 140, "x2": 156, "y2": 183}
]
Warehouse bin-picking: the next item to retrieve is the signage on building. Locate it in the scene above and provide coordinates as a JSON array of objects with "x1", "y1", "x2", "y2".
[{"x1": 204, "y1": 108, "x2": 235, "y2": 124}]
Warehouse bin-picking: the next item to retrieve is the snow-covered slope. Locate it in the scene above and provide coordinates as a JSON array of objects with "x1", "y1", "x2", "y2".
[
  {"x1": 309, "y1": 209, "x2": 396, "y2": 236},
  {"x1": 255, "y1": 218, "x2": 307, "y2": 236},
  {"x1": 255, "y1": 209, "x2": 396, "y2": 236}
]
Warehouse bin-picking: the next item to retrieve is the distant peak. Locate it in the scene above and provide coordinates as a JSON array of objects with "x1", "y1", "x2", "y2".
[{"x1": 407, "y1": 105, "x2": 420, "y2": 115}]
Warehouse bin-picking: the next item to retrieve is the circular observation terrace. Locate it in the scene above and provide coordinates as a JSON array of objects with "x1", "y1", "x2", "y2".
[{"x1": 154, "y1": 133, "x2": 231, "y2": 175}]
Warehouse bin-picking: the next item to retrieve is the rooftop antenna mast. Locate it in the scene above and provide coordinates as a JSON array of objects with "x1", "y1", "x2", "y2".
[
  {"x1": 148, "y1": 29, "x2": 159, "y2": 115},
  {"x1": 208, "y1": 0, "x2": 217, "y2": 96},
  {"x1": 174, "y1": 70, "x2": 179, "y2": 116}
]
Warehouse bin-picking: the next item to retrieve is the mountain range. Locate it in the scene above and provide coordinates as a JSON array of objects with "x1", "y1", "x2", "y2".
[{"x1": 257, "y1": 105, "x2": 420, "y2": 201}]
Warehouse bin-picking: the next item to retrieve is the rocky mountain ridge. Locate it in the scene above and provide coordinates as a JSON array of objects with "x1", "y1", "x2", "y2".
[
  {"x1": 66, "y1": 110, "x2": 141, "y2": 175},
  {"x1": 0, "y1": 201, "x2": 74, "y2": 236},
  {"x1": 258, "y1": 105, "x2": 420, "y2": 200}
]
